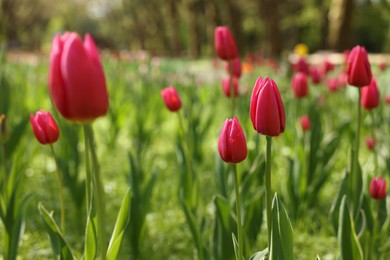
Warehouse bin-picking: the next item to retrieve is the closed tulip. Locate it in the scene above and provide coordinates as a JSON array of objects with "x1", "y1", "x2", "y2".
[
  {"x1": 225, "y1": 57, "x2": 242, "y2": 78},
  {"x1": 299, "y1": 115, "x2": 310, "y2": 132},
  {"x1": 347, "y1": 45, "x2": 372, "y2": 87},
  {"x1": 327, "y1": 78, "x2": 339, "y2": 93},
  {"x1": 292, "y1": 72, "x2": 308, "y2": 98},
  {"x1": 250, "y1": 77, "x2": 286, "y2": 136},
  {"x1": 30, "y1": 110, "x2": 60, "y2": 145},
  {"x1": 49, "y1": 32, "x2": 109, "y2": 122},
  {"x1": 218, "y1": 117, "x2": 247, "y2": 163},
  {"x1": 361, "y1": 77, "x2": 380, "y2": 110},
  {"x1": 214, "y1": 26, "x2": 238, "y2": 61},
  {"x1": 161, "y1": 86, "x2": 182, "y2": 112},
  {"x1": 222, "y1": 76, "x2": 239, "y2": 97},
  {"x1": 370, "y1": 176, "x2": 387, "y2": 200},
  {"x1": 309, "y1": 67, "x2": 322, "y2": 85},
  {"x1": 365, "y1": 137, "x2": 375, "y2": 151},
  {"x1": 293, "y1": 57, "x2": 309, "y2": 74}
]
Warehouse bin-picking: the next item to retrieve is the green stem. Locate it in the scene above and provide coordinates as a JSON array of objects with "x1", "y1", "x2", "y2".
[
  {"x1": 177, "y1": 112, "x2": 195, "y2": 209},
  {"x1": 83, "y1": 125, "x2": 92, "y2": 218},
  {"x1": 233, "y1": 164, "x2": 243, "y2": 259},
  {"x1": 83, "y1": 124, "x2": 107, "y2": 260},
  {"x1": 265, "y1": 136, "x2": 272, "y2": 246},
  {"x1": 369, "y1": 112, "x2": 379, "y2": 175},
  {"x1": 1, "y1": 142, "x2": 7, "y2": 202},
  {"x1": 49, "y1": 144, "x2": 66, "y2": 233},
  {"x1": 229, "y1": 60, "x2": 236, "y2": 117},
  {"x1": 352, "y1": 89, "x2": 362, "y2": 210}
]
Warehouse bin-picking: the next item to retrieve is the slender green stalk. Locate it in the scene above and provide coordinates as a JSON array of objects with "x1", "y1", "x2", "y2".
[
  {"x1": 265, "y1": 136, "x2": 273, "y2": 246},
  {"x1": 1, "y1": 142, "x2": 7, "y2": 202},
  {"x1": 369, "y1": 112, "x2": 379, "y2": 175},
  {"x1": 177, "y1": 112, "x2": 195, "y2": 208},
  {"x1": 83, "y1": 124, "x2": 107, "y2": 260},
  {"x1": 229, "y1": 60, "x2": 236, "y2": 117},
  {"x1": 49, "y1": 144, "x2": 65, "y2": 233},
  {"x1": 83, "y1": 125, "x2": 92, "y2": 217},
  {"x1": 233, "y1": 164, "x2": 243, "y2": 259},
  {"x1": 352, "y1": 89, "x2": 362, "y2": 206}
]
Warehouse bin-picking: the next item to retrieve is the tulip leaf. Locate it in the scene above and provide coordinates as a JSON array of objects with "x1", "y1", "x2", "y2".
[
  {"x1": 84, "y1": 208, "x2": 98, "y2": 260},
  {"x1": 107, "y1": 189, "x2": 131, "y2": 260},
  {"x1": 338, "y1": 196, "x2": 363, "y2": 260},
  {"x1": 269, "y1": 193, "x2": 294, "y2": 260},
  {"x1": 38, "y1": 203, "x2": 75, "y2": 260}
]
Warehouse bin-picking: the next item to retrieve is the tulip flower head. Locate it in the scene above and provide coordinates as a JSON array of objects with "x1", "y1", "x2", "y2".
[
  {"x1": 361, "y1": 77, "x2": 380, "y2": 110},
  {"x1": 222, "y1": 76, "x2": 239, "y2": 97},
  {"x1": 30, "y1": 110, "x2": 60, "y2": 145},
  {"x1": 218, "y1": 117, "x2": 247, "y2": 163},
  {"x1": 370, "y1": 176, "x2": 387, "y2": 200},
  {"x1": 292, "y1": 72, "x2": 309, "y2": 98},
  {"x1": 250, "y1": 77, "x2": 286, "y2": 136},
  {"x1": 49, "y1": 32, "x2": 109, "y2": 122},
  {"x1": 161, "y1": 86, "x2": 182, "y2": 112},
  {"x1": 385, "y1": 94, "x2": 390, "y2": 104},
  {"x1": 225, "y1": 57, "x2": 242, "y2": 78},
  {"x1": 293, "y1": 57, "x2": 309, "y2": 74},
  {"x1": 347, "y1": 45, "x2": 372, "y2": 87},
  {"x1": 310, "y1": 67, "x2": 322, "y2": 85},
  {"x1": 365, "y1": 137, "x2": 375, "y2": 151},
  {"x1": 327, "y1": 78, "x2": 339, "y2": 93},
  {"x1": 214, "y1": 26, "x2": 238, "y2": 61},
  {"x1": 299, "y1": 115, "x2": 310, "y2": 132}
]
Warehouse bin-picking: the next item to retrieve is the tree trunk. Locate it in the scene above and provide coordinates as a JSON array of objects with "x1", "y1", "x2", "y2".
[
  {"x1": 187, "y1": 0, "x2": 202, "y2": 57},
  {"x1": 169, "y1": 0, "x2": 182, "y2": 56},
  {"x1": 327, "y1": 0, "x2": 354, "y2": 50},
  {"x1": 225, "y1": 0, "x2": 242, "y2": 53},
  {"x1": 258, "y1": 0, "x2": 282, "y2": 57}
]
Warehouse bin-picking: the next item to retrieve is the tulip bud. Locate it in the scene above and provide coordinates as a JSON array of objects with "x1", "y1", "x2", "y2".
[
  {"x1": 338, "y1": 72, "x2": 348, "y2": 88},
  {"x1": 365, "y1": 137, "x2": 375, "y2": 151},
  {"x1": 250, "y1": 77, "x2": 286, "y2": 136},
  {"x1": 214, "y1": 26, "x2": 238, "y2": 61},
  {"x1": 49, "y1": 32, "x2": 109, "y2": 122},
  {"x1": 30, "y1": 110, "x2": 60, "y2": 145},
  {"x1": 361, "y1": 77, "x2": 380, "y2": 110},
  {"x1": 327, "y1": 78, "x2": 339, "y2": 93},
  {"x1": 221, "y1": 76, "x2": 239, "y2": 97},
  {"x1": 299, "y1": 115, "x2": 310, "y2": 132},
  {"x1": 309, "y1": 67, "x2": 322, "y2": 85},
  {"x1": 218, "y1": 117, "x2": 247, "y2": 163},
  {"x1": 385, "y1": 94, "x2": 390, "y2": 104},
  {"x1": 347, "y1": 45, "x2": 372, "y2": 87},
  {"x1": 370, "y1": 176, "x2": 387, "y2": 200},
  {"x1": 292, "y1": 57, "x2": 309, "y2": 74},
  {"x1": 225, "y1": 57, "x2": 242, "y2": 78},
  {"x1": 161, "y1": 86, "x2": 182, "y2": 112},
  {"x1": 292, "y1": 72, "x2": 309, "y2": 98},
  {"x1": 321, "y1": 59, "x2": 335, "y2": 75}
]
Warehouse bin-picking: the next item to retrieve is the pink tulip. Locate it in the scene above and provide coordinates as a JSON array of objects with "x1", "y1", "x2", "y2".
[
  {"x1": 292, "y1": 72, "x2": 309, "y2": 98},
  {"x1": 214, "y1": 26, "x2": 238, "y2": 61},
  {"x1": 161, "y1": 86, "x2": 182, "y2": 112},
  {"x1": 218, "y1": 117, "x2": 247, "y2": 163},
  {"x1": 299, "y1": 115, "x2": 310, "y2": 132},
  {"x1": 49, "y1": 32, "x2": 109, "y2": 122},
  {"x1": 361, "y1": 77, "x2": 380, "y2": 110},
  {"x1": 250, "y1": 77, "x2": 285, "y2": 136},
  {"x1": 30, "y1": 110, "x2": 60, "y2": 145},
  {"x1": 370, "y1": 177, "x2": 387, "y2": 200},
  {"x1": 347, "y1": 45, "x2": 372, "y2": 87},
  {"x1": 222, "y1": 76, "x2": 239, "y2": 97}
]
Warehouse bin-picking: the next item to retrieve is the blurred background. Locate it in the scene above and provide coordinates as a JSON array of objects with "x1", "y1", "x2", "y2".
[{"x1": 0, "y1": 0, "x2": 389, "y2": 57}]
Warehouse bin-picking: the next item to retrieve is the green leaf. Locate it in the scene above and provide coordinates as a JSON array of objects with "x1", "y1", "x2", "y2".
[
  {"x1": 107, "y1": 189, "x2": 131, "y2": 260},
  {"x1": 338, "y1": 196, "x2": 363, "y2": 260},
  {"x1": 38, "y1": 203, "x2": 75, "y2": 260},
  {"x1": 329, "y1": 171, "x2": 349, "y2": 233},
  {"x1": 269, "y1": 193, "x2": 294, "y2": 260},
  {"x1": 84, "y1": 208, "x2": 98, "y2": 260},
  {"x1": 5, "y1": 116, "x2": 29, "y2": 157}
]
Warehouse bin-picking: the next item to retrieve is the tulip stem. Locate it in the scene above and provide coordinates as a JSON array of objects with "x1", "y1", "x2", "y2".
[
  {"x1": 1, "y1": 142, "x2": 8, "y2": 202},
  {"x1": 265, "y1": 136, "x2": 272, "y2": 247},
  {"x1": 352, "y1": 88, "x2": 362, "y2": 210},
  {"x1": 229, "y1": 60, "x2": 236, "y2": 117},
  {"x1": 233, "y1": 164, "x2": 243, "y2": 259},
  {"x1": 49, "y1": 144, "x2": 65, "y2": 233},
  {"x1": 83, "y1": 124, "x2": 107, "y2": 260}
]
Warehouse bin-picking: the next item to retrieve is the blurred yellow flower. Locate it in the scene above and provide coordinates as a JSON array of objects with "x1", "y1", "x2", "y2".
[{"x1": 294, "y1": 43, "x2": 309, "y2": 57}]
